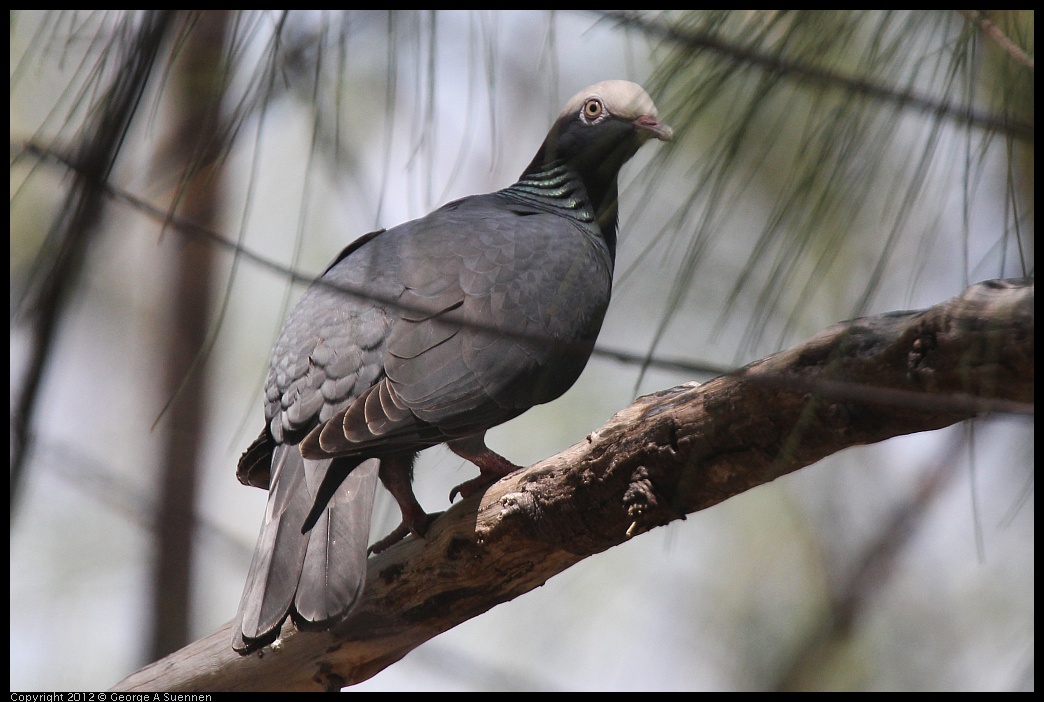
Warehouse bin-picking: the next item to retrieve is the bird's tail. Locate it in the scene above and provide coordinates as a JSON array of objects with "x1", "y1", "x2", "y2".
[{"x1": 233, "y1": 446, "x2": 379, "y2": 652}]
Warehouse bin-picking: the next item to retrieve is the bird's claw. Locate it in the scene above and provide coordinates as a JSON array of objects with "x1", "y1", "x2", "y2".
[
  {"x1": 367, "y1": 510, "x2": 442, "y2": 554},
  {"x1": 449, "y1": 474, "x2": 501, "y2": 502}
]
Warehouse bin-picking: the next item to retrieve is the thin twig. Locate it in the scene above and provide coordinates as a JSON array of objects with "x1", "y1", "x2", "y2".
[{"x1": 595, "y1": 10, "x2": 1034, "y2": 141}]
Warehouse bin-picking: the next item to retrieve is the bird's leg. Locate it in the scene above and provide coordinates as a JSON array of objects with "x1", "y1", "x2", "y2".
[
  {"x1": 369, "y1": 454, "x2": 440, "y2": 554},
  {"x1": 447, "y1": 434, "x2": 523, "y2": 501}
]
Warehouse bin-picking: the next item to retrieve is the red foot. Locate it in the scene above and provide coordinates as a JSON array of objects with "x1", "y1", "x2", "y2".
[
  {"x1": 449, "y1": 473, "x2": 499, "y2": 502},
  {"x1": 368, "y1": 510, "x2": 441, "y2": 554},
  {"x1": 446, "y1": 435, "x2": 522, "y2": 502}
]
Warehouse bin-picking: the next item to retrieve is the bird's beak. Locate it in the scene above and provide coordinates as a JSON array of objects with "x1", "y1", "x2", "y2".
[{"x1": 633, "y1": 114, "x2": 673, "y2": 142}]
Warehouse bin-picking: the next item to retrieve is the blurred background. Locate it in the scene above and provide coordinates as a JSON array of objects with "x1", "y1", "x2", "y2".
[{"x1": 10, "y1": 10, "x2": 1033, "y2": 691}]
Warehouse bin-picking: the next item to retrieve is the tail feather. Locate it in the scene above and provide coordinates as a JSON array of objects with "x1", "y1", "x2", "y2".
[{"x1": 233, "y1": 446, "x2": 379, "y2": 652}]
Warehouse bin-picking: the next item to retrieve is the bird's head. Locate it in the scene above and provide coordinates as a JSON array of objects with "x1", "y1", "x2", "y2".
[
  {"x1": 521, "y1": 80, "x2": 672, "y2": 242},
  {"x1": 528, "y1": 80, "x2": 672, "y2": 179}
]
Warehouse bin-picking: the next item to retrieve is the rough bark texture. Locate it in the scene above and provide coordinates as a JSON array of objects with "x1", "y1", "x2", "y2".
[{"x1": 112, "y1": 277, "x2": 1033, "y2": 692}]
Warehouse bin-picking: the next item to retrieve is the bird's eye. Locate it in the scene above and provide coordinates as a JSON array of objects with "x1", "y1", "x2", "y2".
[{"x1": 582, "y1": 98, "x2": 604, "y2": 122}]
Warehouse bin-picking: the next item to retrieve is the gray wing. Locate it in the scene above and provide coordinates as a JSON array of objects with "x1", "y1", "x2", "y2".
[
  {"x1": 234, "y1": 232, "x2": 398, "y2": 650},
  {"x1": 304, "y1": 193, "x2": 614, "y2": 457}
]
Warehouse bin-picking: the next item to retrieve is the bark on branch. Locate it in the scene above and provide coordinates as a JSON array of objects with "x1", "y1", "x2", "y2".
[{"x1": 113, "y1": 277, "x2": 1033, "y2": 692}]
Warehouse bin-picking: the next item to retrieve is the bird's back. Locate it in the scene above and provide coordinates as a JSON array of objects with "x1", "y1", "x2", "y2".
[{"x1": 268, "y1": 189, "x2": 614, "y2": 455}]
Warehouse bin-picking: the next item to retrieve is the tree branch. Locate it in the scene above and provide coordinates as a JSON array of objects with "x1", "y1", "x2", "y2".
[
  {"x1": 112, "y1": 277, "x2": 1033, "y2": 692},
  {"x1": 594, "y1": 10, "x2": 1034, "y2": 141}
]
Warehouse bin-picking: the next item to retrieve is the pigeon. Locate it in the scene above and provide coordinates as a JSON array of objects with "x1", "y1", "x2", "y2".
[{"x1": 233, "y1": 80, "x2": 672, "y2": 652}]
